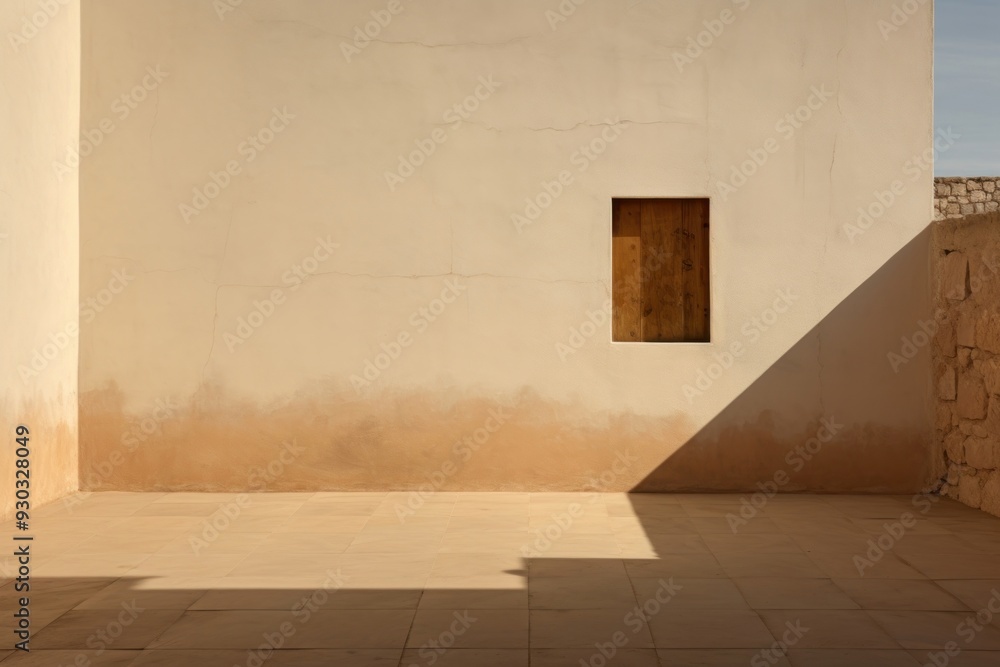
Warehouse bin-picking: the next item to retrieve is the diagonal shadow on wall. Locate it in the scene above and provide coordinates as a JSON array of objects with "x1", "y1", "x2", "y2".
[
  {"x1": 21, "y1": 228, "x2": 982, "y2": 664},
  {"x1": 633, "y1": 226, "x2": 940, "y2": 494}
]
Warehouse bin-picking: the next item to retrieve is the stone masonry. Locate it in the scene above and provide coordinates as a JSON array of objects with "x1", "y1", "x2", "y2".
[
  {"x1": 935, "y1": 177, "x2": 1000, "y2": 220},
  {"x1": 933, "y1": 211, "x2": 1000, "y2": 516}
]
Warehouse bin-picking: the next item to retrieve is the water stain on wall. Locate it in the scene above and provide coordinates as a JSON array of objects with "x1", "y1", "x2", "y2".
[
  {"x1": 79, "y1": 383, "x2": 933, "y2": 494},
  {"x1": 0, "y1": 394, "x2": 78, "y2": 518}
]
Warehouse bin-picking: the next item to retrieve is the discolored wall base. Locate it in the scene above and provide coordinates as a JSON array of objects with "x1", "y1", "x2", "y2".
[
  {"x1": 79, "y1": 384, "x2": 933, "y2": 495},
  {"x1": 0, "y1": 395, "x2": 78, "y2": 520}
]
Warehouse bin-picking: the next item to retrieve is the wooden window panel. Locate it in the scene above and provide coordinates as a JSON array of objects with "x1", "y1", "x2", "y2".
[{"x1": 612, "y1": 198, "x2": 710, "y2": 342}]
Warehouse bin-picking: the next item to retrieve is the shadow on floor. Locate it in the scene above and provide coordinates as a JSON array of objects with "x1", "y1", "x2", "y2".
[{"x1": 3, "y1": 489, "x2": 1000, "y2": 666}]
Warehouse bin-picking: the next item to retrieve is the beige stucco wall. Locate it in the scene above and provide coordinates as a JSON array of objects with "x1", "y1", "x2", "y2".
[
  {"x1": 0, "y1": 0, "x2": 80, "y2": 519},
  {"x1": 79, "y1": 0, "x2": 937, "y2": 493}
]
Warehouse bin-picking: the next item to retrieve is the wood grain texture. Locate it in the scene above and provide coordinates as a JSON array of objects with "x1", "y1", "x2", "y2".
[
  {"x1": 612, "y1": 198, "x2": 710, "y2": 343},
  {"x1": 612, "y1": 200, "x2": 642, "y2": 342},
  {"x1": 641, "y1": 199, "x2": 685, "y2": 341},
  {"x1": 682, "y1": 198, "x2": 710, "y2": 342}
]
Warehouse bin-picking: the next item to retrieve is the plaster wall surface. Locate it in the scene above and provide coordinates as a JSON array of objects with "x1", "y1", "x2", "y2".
[
  {"x1": 0, "y1": 0, "x2": 81, "y2": 518},
  {"x1": 79, "y1": 0, "x2": 936, "y2": 493}
]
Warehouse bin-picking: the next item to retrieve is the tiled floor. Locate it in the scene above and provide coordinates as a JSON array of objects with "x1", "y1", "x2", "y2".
[{"x1": 2, "y1": 492, "x2": 1000, "y2": 666}]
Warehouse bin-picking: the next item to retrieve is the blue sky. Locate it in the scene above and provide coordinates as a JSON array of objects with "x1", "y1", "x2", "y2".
[{"x1": 936, "y1": 0, "x2": 1000, "y2": 175}]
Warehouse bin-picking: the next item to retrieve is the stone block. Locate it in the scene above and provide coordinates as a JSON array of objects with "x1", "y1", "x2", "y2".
[
  {"x1": 957, "y1": 372, "x2": 988, "y2": 419},
  {"x1": 981, "y1": 473, "x2": 1000, "y2": 517},
  {"x1": 962, "y1": 204, "x2": 975, "y2": 215},
  {"x1": 945, "y1": 430, "x2": 965, "y2": 463},
  {"x1": 976, "y1": 310, "x2": 1000, "y2": 354},
  {"x1": 971, "y1": 259, "x2": 1000, "y2": 302},
  {"x1": 937, "y1": 183, "x2": 951, "y2": 197},
  {"x1": 940, "y1": 252, "x2": 969, "y2": 301},
  {"x1": 972, "y1": 190, "x2": 988, "y2": 203},
  {"x1": 985, "y1": 181, "x2": 997, "y2": 193},
  {"x1": 964, "y1": 436, "x2": 999, "y2": 469},
  {"x1": 959, "y1": 474, "x2": 982, "y2": 508},
  {"x1": 936, "y1": 403, "x2": 954, "y2": 432},
  {"x1": 982, "y1": 396, "x2": 1000, "y2": 434},
  {"x1": 957, "y1": 312, "x2": 977, "y2": 347},
  {"x1": 954, "y1": 183, "x2": 968, "y2": 196},
  {"x1": 969, "y1": 180, "x2": 983, "y2": 191},
  {"x1": 982, "y1": 358, "x2": 1000, "y2": 395},
  {"x1": 934, "y1": 316, "x2": 957, "y2": 358},
  {"x1": 938, "y1": 363, "x2": 957, "y2": 400}
]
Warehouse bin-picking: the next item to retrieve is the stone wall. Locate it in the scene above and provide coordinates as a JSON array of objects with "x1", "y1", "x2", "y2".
[
  {"x1": 935, "y1": 177, "x2": 1000, "y2": 219},
  {"x1": 933, "y1": 211, "x2": 1000, "y2": 516}
]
